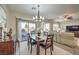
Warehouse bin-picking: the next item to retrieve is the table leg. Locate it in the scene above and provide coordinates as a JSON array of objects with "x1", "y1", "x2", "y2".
[{"x1": 37, "y1": 41, "x2": 40, "y2": 55}]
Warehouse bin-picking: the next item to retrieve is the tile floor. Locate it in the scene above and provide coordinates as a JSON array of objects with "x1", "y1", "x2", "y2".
[{"x1": 15, "y1": 41, "x2": 73, "y2": 55}]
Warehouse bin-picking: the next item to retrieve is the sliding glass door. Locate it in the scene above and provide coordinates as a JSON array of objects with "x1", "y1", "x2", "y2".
[
  {"x1": 17, "y1": 19, "x2": 36, "y2": 41},
  {"x1": 17, "y1": 20, "x2": 28, "y2": 41}
]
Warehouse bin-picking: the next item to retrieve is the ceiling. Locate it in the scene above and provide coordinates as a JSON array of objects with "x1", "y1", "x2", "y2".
[{"x1": 7, "y1": 4, "x2": 79, "y2": 19}]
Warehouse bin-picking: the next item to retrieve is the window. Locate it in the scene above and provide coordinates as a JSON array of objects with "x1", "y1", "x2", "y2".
[
  {"x1": 21, "y1": 22, "x2": 28, "y2": 32},
  {"x1": 53, "y1": 24, "x2": 60, "y2": 32},
  {"x1": 29, "y1": 23, "x2": 35, "y2": 32},
  {"x1": 44, "y1": 23, "x2": 50, "y2": 32}
]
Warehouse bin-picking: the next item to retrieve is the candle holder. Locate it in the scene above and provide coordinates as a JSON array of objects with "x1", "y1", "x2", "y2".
[{"x1": 37, "y1": 32, "x2": 41, "y2": 36}]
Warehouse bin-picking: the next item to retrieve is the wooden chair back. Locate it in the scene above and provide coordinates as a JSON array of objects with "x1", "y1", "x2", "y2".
[{"x1": 45, "y1": 35, "x2": 53, "y2": 49}]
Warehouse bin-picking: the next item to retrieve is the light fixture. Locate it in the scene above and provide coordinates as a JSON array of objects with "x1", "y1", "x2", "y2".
[{"x1": 32, "y1": 5, "x2": 45, "y2": 22}]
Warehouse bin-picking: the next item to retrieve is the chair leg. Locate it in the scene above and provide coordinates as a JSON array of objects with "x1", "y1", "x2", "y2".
[
  {"x1": 28, "y1": 44, "x2": 30, "y2": 51},
  {"x1": 45, "y1": 49, "x2": 47, "y2": 55},
  {"x1": 50, "y1": 47, "x2": 52, "y2": 55},
  {"x1": 52, "y1": 45, "x2": 53, "y2": 51},
  {"x1": 30, "y1": 44, "x2": 32, "y2": 54},
  {"x1": 27, "y1": 40, "x2": 30, "y2": 51}
]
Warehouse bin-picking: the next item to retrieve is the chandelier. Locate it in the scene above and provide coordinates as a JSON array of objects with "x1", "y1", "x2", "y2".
[{"x1": 32, "y1": 5, "x2": 45, "y2": 22}]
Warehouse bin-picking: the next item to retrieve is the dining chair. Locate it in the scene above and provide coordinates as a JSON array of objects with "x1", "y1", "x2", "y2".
[
  {"x1": 27, "y1": 33, "x2": 45, "y2": 54},
  {"x1": 40, "y1": 35, "x2": 54, "y2": 55},
  {"x1": 27, "y1": 33, "x2": 37, "y2": 54}
]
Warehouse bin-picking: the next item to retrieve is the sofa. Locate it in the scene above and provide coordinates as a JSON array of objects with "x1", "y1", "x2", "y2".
[{"x1": 56, "y1": 32, "x2": 77, "y2": 47}]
